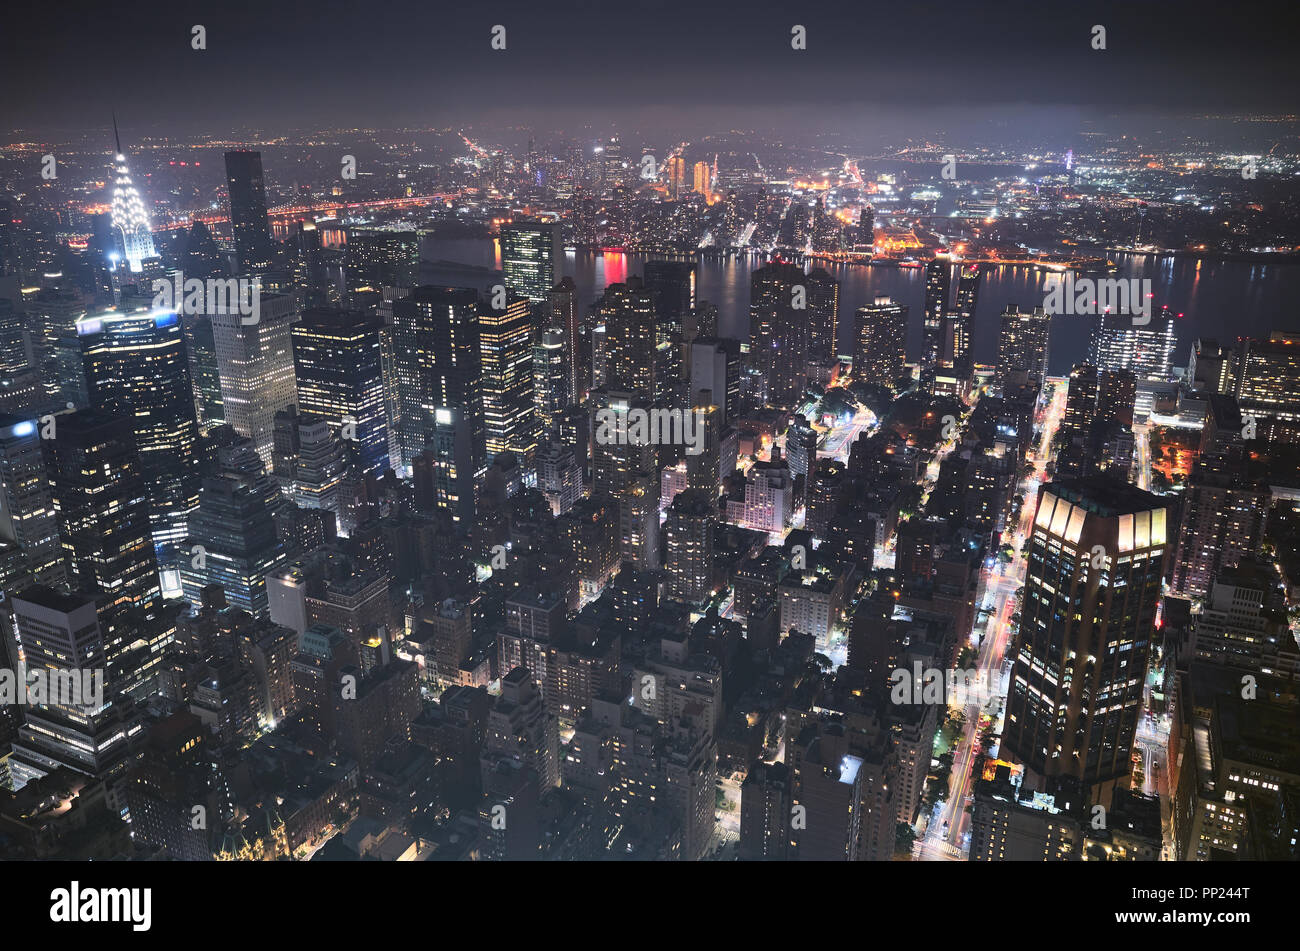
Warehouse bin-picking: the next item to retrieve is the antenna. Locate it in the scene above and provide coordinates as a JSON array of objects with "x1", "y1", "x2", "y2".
[{"x1": 112, "y1": 111, "x2": 122, "y2": 155}]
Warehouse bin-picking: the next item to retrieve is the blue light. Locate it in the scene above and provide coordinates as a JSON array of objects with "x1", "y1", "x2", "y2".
[
  {"x1": 153, "y1": 312, "x2": 179, "y2": 328},
  {"x1": 12, "y1": 421, "x2": 36, "y2": 437}
]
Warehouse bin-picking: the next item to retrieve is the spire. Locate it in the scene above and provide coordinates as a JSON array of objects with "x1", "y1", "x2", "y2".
[{"x1": 112, "y1": 111, "x2": 122, "y2": 155}]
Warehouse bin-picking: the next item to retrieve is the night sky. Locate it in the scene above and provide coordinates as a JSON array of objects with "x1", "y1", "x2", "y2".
[{"x1": 3, "y1": 0, "x2": 1298, "y2": 134}]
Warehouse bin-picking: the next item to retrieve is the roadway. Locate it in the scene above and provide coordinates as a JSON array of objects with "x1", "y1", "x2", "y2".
[{"x1": 916, "y1": 380, "x2": 1068, "y2": 860}]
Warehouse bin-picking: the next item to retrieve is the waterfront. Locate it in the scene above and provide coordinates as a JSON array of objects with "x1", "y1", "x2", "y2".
[{"x1": 424, "y1": 240, "x2": 1300, "y2": 375}]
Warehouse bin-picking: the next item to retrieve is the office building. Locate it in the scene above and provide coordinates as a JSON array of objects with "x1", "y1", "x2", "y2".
[
  {"x1": 1003, "y1": 479, "x2": 1170, "y2": 794},
  {"x1": 225, "y1": 150, "x2": 274, "y2": 273},
  {"x1": 749, "y1": 261, "x2": 808, "y2": 407},
  {"x1": 854, "y1": 296, "x2": 907, "y2": 388},
  {"x1": 0, "y1": 413, "x2": 65, "y2": 586},
  {"x1": 500, "y1": 222, "x2": 563, "y2": 303},
  {"x1": 291, "y1": 307, "x2": 389, "y2": 478},
  {"x1": 77, "y1": 308, "x2": 202, "y2": 560},
  {"x1": 996, "y1": 305, "x2": 1051, "y2": 389},
  {"x1": 211, "y1": 292, "x2": 300, "y2": 470},
  {"x1": 45, "y1": 409, "x2": 161, "y2": 613},
  {"x1": 479, "y1": 294, "x2": 537, "y2": 466}
]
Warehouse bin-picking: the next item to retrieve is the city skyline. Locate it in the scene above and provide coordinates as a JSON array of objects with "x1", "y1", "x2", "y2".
[{"x1": 0, "y1": 2, "x2": 1298, "y2": 891}]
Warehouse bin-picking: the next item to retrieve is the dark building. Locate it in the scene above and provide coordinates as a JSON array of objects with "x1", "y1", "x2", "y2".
[
  {"x1": 224, "y1": 150, "x2": 274, "y2": 273},
  {"x1": 45, "y1": 409, "x2": 160, "y2": 614}
]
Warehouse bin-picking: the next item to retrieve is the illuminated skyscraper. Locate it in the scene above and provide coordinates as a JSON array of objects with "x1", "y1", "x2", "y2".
[
  {"x1": 45, "y1": 409, "x2": 161, "y2": 614},
  {"x1": 501, "y1": 222, "x2": 563, "y2": 304},
  {"x1": 1003, "y1": 478, "x2": 1170, "y2": 793},
  {"x1": 804, "y1": 268, "x2": 840, "y2": 364},
  {"x1": 392, "y1": 286, "x2": 485, "y2": 523},
  {"x1": 345, "y1": 227, "x2": 419, "y2": 295},
  {"x1": 665, "y1": 488, "x2": 715, "y2": 603},
  {"x1": 224, "y1": 150, "x2": 274, "y2": 273},
  {"x1": 1088, "y1": 311, "x2": 1177, "y2": 382},
  {"x1": 547, "y1": 277, "x2": 585, "y2": 406},
  {"x1": 6, "y1": 587, "x2": 135, "y2": 789},
  {"x1": 181, "y1": 438, "x2": 288, "y2": 616},
  {"x1": 27, "y1": 287, "x2": 88, "y2": 404},
  {"x1": 853, "y1": 296, "x2": 907, "y2": 388},
  {"x1": 291, "y1": 308, "x2": 389, "y2": 478},
  {"x1": 600, "y1": 278, "x2": 662, "y2": 400},
  {"x1": 210, "y1": 292, "x2": 300, "y2": 470},
  {"x1": 590, "y1": 389, "x2": 660, "y2": 568},
  {"x1": 945, "y1": 263, "x2": 981, "y2": 374},
  {"x1": 533, "y1": 326, "x2": 568, "y2": 434},
  {"x1": 108, "y1": 127, "x2": 157, "y2": 274},
  {"x1": 77, "y1": 308, "x2": 202, "y2": 560},
  {"x1": 922, "y1": 257, "x2": 951, "y2": 372},
  {"x1": 1234, "y1": 331, "x2": 1300, "y2": 443},
  {"x1": 479, "y1": 294, "x2": 537, "y2": 467},
  {"x1": 0, "y1": 413, "x2": 65, "y2": 586},
  {"x1": 693, "y1": 161, "x2": 711, "y2": 197},
  {"x1": 996, "y1": 305, "x2": 1051, "y2": 389},
  {"x1": 749, "y1": 260, "x2": 808, "y2": 407},
  {"x1": 273, "y1": 407, "x2": 348, "y2": 521}
]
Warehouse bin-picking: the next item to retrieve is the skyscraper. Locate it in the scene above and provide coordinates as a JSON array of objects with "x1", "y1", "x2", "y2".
[
  {"x1": 533, "y1": 326, "x2": 568, "y2": 434},
  {"x1": 749, "y1": 260, "x2": 808, "y2": 407},
  {"x1": 500, "y1": 222, "x2": 563, "y2": 304},
  {"x1": 664, "y1": 488, "x2": 715, "y2": 603},
  {"x1": 692, "y1": 161, "x2": 711, "y2": 197},
  {"x1": 1003, "y1": 478, "x2": 1170, "y2": 793},
  {"x1": 392, "y1": 286, "x2": 485, "y2": 523},
  {"x1": 548, "y1": 277, "x2": 585, "y2": 406},
  {"x1": 689, "y1": 337, "x2": 742, "y2": 424},
  {"x1": 853, "y1": 297, "x2": 908, "y2": 388},
  {"x1": 996, "y1": 305, "x2": 1051, "y2": 389},
  {"x1": 599, "y1": 278, "x2": 661, "y2": 399},
  {"x1": 210, "y1": 292, "x2": 299, "y2": 470},
  {"x1": 344, "y1": 227, "x2": 419, "y2": 295},
  {"x1": 1234, "y1": 331, "x2": 1300, "y2": 443},
  {"x1": 479, "y1": 294, "x2": 537, "y2": 467},
  {"x1": 45, "y1": 409, "x2": 161, "y2": 614},
  {"x1": 5, "y1": 587, "x2": 134, "y2": 788},
  {"x1": 643, "y1": 260, "x2": 697, "y2": 341},
  {"x1": 291, "y1": 308, "x2": 389, "y2": 478},
  {"x1": 945, "y1": 263, "x2": 981, "y2": 374},
  {"x1": 922, "y1": 257, "x2": 952, "y2": 372},
  {"x1": 1088, "y1": 311, "x2": 1177, "y2": 382},
  {"x1": 0, "y1": 413, "x2": 65, "y2": 586},
  {"x1": 225, "y1": 150, "x2": 274, "y2": 273},
  {"x1": 182, "y1": 313, "x2": 224, "y2": 431},
  {"x1": 77, "y1": 307, "x2": 202, "y2": 561},
  {"x1": 108, "y1": 129, "x2": 157, "y2": 274},
  {"x1": 181, "y1": 438, "x2": 288, "y2": 616},
  {"x1": 804, "y1": 268, "x2": 840, "y2": 364}
]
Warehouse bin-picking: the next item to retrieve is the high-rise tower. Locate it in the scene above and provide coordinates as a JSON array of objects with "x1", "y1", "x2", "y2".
[
  {"x1": 1003, "y1": 478, "x2": 1170, "y2": 794},
  {"x1": 108, "y1": 123, "x2": 157, "y2": 274},
  {"x1": 77, "y1": 308, "x2": 202, "y2": 561},
  {"x1": 225, "y1": 150, "x2": 274, "y2": 273}
]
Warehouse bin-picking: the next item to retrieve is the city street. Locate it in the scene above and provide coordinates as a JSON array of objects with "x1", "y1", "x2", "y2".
[{"x1": 917, "y1": 380, "x2": 1068, "y2": 860}]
